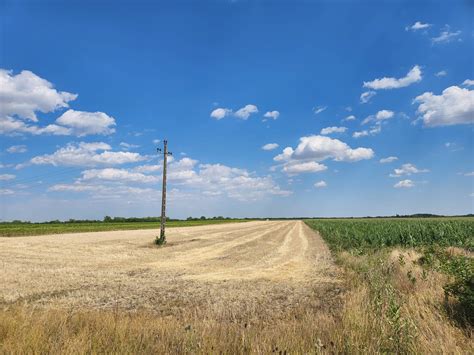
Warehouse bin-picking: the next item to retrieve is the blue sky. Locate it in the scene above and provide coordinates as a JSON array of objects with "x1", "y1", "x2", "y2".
[{"x1": 0, "y1": 0, "x2": 473, "y2": 221}]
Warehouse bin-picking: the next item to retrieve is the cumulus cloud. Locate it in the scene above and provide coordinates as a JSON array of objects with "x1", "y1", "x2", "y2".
[
  {"x1": 0, "y1": 115, "x2": 68, "y2": 136},
  {"x1": 81, "y1": 168, "x2": 159, "y2": 183},
  {"x1": 263, "y1": 111, "x2": 280, "y2": 120},
  {"x1": 414, "y1": 86, "x2": 474, "y2": 127},
  {"x1": 394, "y1": 179, "x2": 414, "y2": 188},
  {"x1": 363, "y1": 65, "x2": 422, "y2": 90},
  {"x1": 313, "y1": 106, "x2": 327, "y2": 115},
  {"x1": 462, "y1": 79, "x2": 474, "y2": 87},
  {"x1": 119, "y1": 142, "x2": 140, "y2": 150},
  {"x1": 0, "y1": 174, "x2": 15, "y2": 181},
  {"x1": 352, "y1": 130, "x2": 369, "y2": 138},
  {"x1": 282, "y1": 161, "x2": 327, "y2": 174},
  {"x1": 353, "y1": 124, "x2": 382, "y2": 138},
  {"x1": 262, "y1": 143, "x2": 279, "y2": 151},
  {"x1": 211, "y1": 104, "x2": 259, "y2": 120},
  {"x1": 390, "y1": 163, "x2": 429, "y2": 177},
  {"x1": 343, "y1": 115, "x2": 356, "y2": 122},
  {"x1": 27, "y1": 142, "x2": 147, "y2": 168},
  {"x1": 314, "y1": 180, "x2": 327, "y2": 188},
  {"x1": 55, "y1": 109, "x2": 116, "y2": 136},
  {"x1": 380, "y1": 156, "x2": 398, "y2": 163},
  {"x1": 55, "y1": 156, "x2": 291, "y2": 202},
  {"x1": 320, "y1": 126, "x2": 347, "y2": 135},
  {"x1": 210, "y1": 107, "x2": 232, "y2": 120},
  {"x1": 194, "y1": 163, "x2": 291, "y2": 200},
  {"x1": 274, "y1": 135, "x2": 374, "y2": 175},
  {"x1": 0, "y1": 188, "x2": 14, "y2": 195},
  {"x1": 435, "y1": 70, "x2": 447, "y2": 77},
  {"x1": 362, "y1": 110, "x2": 395, "y2": 125},
  {"x1": 234, "y1": 104, "x2": 259, "y2": 119},
  {"x1": 0, "y1": 69, "x2": 118, "y2": 137},
  {"x1": 360, "y1": 91, "x2": 376, "y2": 104},
  {"x1": 133, "y1": 164, "x2": 161, "y2": 173},
  {"x1": 405, "y1": 21, "x2": 431, "y2": 31},
  {"x1": 431, "y1": 27, "x2": 461, "y2": 44},
  {"x1": 275, "y1": 135, "x2": 374, "y2": 163},
  {"x1": 6, "y1": 145, "x2": 27, "y2": 153},
  {"x1": 0, "y1": 69, "x2": 77, "y2": 122},
  {"x1": 49, "y1": 182, "x2": 162, "y2": 202}
]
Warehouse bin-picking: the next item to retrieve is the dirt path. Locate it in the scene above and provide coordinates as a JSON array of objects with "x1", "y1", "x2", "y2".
[{"x1": 0, "y1": 220, "x2": 341, "y2": 318}]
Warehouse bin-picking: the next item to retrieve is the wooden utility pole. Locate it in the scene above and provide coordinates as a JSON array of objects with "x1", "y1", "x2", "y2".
[{"x1": 156, "y1": 140, "x2": 172, "y2": 245}]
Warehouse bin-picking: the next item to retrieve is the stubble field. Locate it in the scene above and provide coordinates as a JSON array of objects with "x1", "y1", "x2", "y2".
[{"x1": 1, "y1": 219, "x2": 472, "y2": 353}]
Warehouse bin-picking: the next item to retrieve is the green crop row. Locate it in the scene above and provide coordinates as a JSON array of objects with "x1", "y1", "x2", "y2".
[{"x1": 305, "y1": 218, "x2": 474, "y2": 252}]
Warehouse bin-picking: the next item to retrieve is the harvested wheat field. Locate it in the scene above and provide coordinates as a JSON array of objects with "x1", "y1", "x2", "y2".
[
  {"x1": 0, "y1": 220, "x2": 341, "y2": 314},
  {"x1": 1, "y1": 221, "x2": 348, "y2": 353},
  {"x1": 1, "y1": 220, "x2": 472, "y2": 354}
]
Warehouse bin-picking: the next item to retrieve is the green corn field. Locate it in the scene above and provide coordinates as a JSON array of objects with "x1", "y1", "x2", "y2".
[{"x1": 305, "y1": 218, "x2": 474, "y2": 252}]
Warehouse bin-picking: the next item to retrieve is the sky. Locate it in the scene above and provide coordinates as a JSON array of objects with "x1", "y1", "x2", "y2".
[{"x1": 0, "y1": 0, "x2": 473, "y2": 221}]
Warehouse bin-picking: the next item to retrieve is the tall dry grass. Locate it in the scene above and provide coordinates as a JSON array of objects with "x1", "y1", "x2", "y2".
[{"x1": 1, "y1": 248, "x2": 472, "y2": 354}]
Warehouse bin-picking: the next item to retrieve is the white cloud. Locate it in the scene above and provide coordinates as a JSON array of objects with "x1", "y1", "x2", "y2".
[
  {"x1": 360, "y1": 91, "x2": 376, "y2": 104},
  {"x1": 394, "y1": 179, "x2": 414, "y2": 188},
  {"x1": 314, "y1": 180, "x2": 327, "y2": 188},
  {"x1": 0, "y1": 174, "x2": 15, "y2": 181},
  {"x1": 119, "y1": 142, "x2": 139, "y2": 150},
  {"x1": 462, "y1": 79, "x2": 474, "y2": 87},
  {"x1": 49, "y1": 182, "x2": 161, "y2": 201},
  {"x1": 7, "y1": 145, "x2": 27, "y2": 153},
  {"x1": 55, "y1": 109, "x2": 116, "y2": 136},
  {"x1": 210, "y1": 107, "x2": 232, "y2": 120},
  {"x1": 152, "y1": 139, "x2": 161, "y2": 145},
  {"x1": 115, "y1": 157, "x2": 292, "y2": 201},
  {"x1": 0, "y1": 122, "x2": 62, "y2": 137},
  {"x1": 363, "y1": 65, "x2": 422, "y2": 90},
  {"x1": 0, "y1": 188, "x2": 14, "y2": 195},
  {"x1": 464, "y1": 172, "x2": 474, "y2": 177},
  {"x1": 0, "y1": 70, "x2": 118, "y2": 137},
  {"x1": 431, "y1": 27, "x2": 461, "y2": 44},
  {"x1": 343, "y1": 115, "x2": 356, "y2": 121},
  {"x1": 376, "y1": 110, "x2": 395, "y2": 120},
  {"x1": 380, "y1": 156, "x2": 398, "y2": 163},
  {"x1": 211, "y1": 104, "x2": 259, "y2": 120},
  {"x1": 435, "y1": 70, "x2": 447, "y2": 77},
  {"x1": 414, "y1": 86, "x2": 474, "y2": 127},
  {"x1": 352, "y1": 130, "x2": 369, "y2": 138},
  {"x1": 262, "y1": 143, "x2": 279, "y2": 151},
  {"x1": 0, "y1": 69, "x2": 77, "y2": 122},
  {"x1": 405, "y1": 21, "x2": 431, "y2": 31},
  {"x1": 320, "y1": 126, "x2": 347, "y2": 135},
  {"x1": 353, "y1": 123, "x2": 382, "y2": 138},
  {"x1": 282, "y1": 161, "x2": 327, "y2": 174},
  {"x1": 234, "y1": 104, "x2": 258, "y2": 120},
  {"x1": 390, "y1": 163, "x2": 429, "y2": 177},
  {"x1": 274, "y1": 135, "x2": 373, "y2": 175},
  {"x1": 81, "y1": 168, "x2": 159, "y2": 184},
  {"x1": 133, "y1": 164, "x2": 161, "y2": 173},
  {"x1": 263, "y1": 111, "x2": 280, "y2": 120},
  {"x1": 28, "y1": 142, "x2": 147, "y2": 167},
  {"x1": 313, "y1": 106, "x2": 327, "y2": 115},
  {"x1": 362, "y1": 110, "x2": 395, "y2": 125}
]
